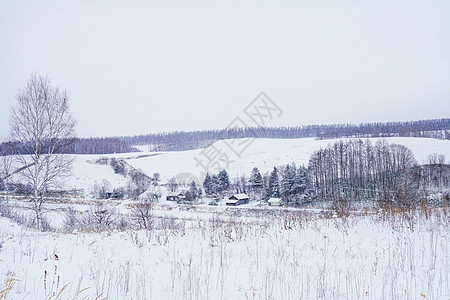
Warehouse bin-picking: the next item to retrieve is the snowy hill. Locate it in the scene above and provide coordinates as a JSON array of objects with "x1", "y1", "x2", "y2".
[{"x1": 63, "y1": 137, "x2": 450, "y2": 193}]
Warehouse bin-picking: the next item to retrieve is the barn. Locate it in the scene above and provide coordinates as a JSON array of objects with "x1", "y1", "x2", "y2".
[{"x1": 226, "y1": 193, "x2": 250, "y2": 206}]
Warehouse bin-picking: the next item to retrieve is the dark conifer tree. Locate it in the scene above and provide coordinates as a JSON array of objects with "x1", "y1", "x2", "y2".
[
  {"x1": 189, "y1": 181, "x2": 198, "y2": 200},
  {"x1": 218, "y1": 169, "x2": 230, "y2": 192},
  {"x1": 292, "y1": 165, "x2": 309, "y2": 204},
  {"x1": 281, "y1": 164, "x2": 296, "y2": 203},
  {"x1": 210, "y1": 174, "x2": 220, "y2": 195},
  {"x1": 203, "y1": 173, "x2": 212, "y2": 195},
  {"x1": 266, "y1": 167, "x2": 280, "y2": 199},
  {"x1": 249, "y1": 167, "x2": 263, "y2": 191}
]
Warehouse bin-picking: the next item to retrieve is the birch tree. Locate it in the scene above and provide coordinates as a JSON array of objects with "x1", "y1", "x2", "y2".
[{"x1": 9, "y1": 74, "x2": 76, "y2": 230}]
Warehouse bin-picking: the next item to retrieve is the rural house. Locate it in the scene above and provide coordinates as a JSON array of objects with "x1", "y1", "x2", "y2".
[
  {"x1": 166, "y1": 192, "x2": 184, "y2": 201},
  {"x1": 268, "y1": 197, "x2": 283, "y2": 206},
  {"x1": 226, "y1": 193, "x2": 250, "y2": 206}
]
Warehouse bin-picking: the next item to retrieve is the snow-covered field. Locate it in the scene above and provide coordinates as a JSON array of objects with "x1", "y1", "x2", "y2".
[
  {"x1": 66, "y1": 137, "x2": 450, "y2": 194},
  {"x1": 0, "y1": 206, "x2": 448, "y2": 299}
]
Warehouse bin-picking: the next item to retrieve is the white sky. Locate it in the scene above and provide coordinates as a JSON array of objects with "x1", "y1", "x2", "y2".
[{"x1": 0, "y1": 0, "x2": 449, "y2": 139}]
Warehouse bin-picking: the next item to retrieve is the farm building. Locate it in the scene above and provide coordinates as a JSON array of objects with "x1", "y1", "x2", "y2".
[
  {"x1": 166, "y1": 192, "x2": 184, "y2": 201},
  {"x1": 226, "y1": 193, "x2": 250, "y2": 206},
  {"x1": 268, "y1": 197, "x2": 283, "y2": 206}
]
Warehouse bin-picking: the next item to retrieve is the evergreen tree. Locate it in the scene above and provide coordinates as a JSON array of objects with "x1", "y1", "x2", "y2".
[
  {"x1": 210, "y1": 174, "x2": 220, "y2": 195},
  {"x1": 184, "y1": 190, "x2": 195, "y2": 201},
  {"x1": 249, "y1": 167, "x2": 264, "y2": 204},
  {"x1": 266, "y1": 167, "x2": 280, "y2": 199},
  {"x1": 281, "y1": 164, "x2": 296, "y2": 203},
  {"x1": 189, "y1": 181, "x2": 198, "y2": 200},
  {"x1": 203, "y1": 173, "x2": 212, "y2": 195},
  {"x1": 218, "y1": 169, "x2": 230, "y2": 192},
  {"x1": 292, "y1": 165, "x2": 309, "y2": 204},
  {"x1": 249, "y1": 167, "x2": 263, "y2": 191}
]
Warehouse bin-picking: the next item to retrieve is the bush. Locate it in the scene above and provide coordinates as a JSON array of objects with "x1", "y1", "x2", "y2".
[{"x1": 130, "y1": 195, "x2": 154, "y2": 230}]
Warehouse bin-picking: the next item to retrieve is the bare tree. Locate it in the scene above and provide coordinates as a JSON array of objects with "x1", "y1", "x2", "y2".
[
  {"x1": 9, "y1": 74, "x2": 76, "y2": 229},
  {"x1": 167, "y1": 177, "x2": 178, "y2": 192},
  {"x1": 308, "y1": 139, "x2": 418, "y2": 205},
  {"x1": 130, "y1": 194, "x2": 154, "y2": 229},
  {"x1": 425, "y1": 153, "x2": 447, "y2": 190},
  {"x1": 86, "y1": 202, "x2": 117, "y2": 231},
  {"x1": 426, "y1": 153, "x2": 446, "y2": 165},
  {"x1": 0, "y1": 142, "x2": 14, "y2": 191}
]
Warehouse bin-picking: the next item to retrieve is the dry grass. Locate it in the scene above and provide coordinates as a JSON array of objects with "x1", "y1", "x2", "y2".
[{"x1": 0, "y1": 276, "x2": 18, "y2": 299}]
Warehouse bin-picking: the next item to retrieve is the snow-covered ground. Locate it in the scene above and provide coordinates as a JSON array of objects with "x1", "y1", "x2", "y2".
[
  {"x1": 63, "y1": 137, "x2": 450, "y2": 195},
  {"x1": 0, "y1": 206, "x2": 448, "y2": 299}
]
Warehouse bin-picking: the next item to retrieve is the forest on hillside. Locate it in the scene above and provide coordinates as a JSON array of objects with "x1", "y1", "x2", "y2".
[
  {"x1": 1, "y1": 118, "x2": 448, "y2": 155},
  {"x1": 121, "y1": 118, "x2": 449, "y2": 151}
]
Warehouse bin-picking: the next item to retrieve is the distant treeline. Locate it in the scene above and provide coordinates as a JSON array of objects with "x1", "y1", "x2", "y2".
[
  {"x1": 120, "y1": 118, "x2": 450, "y2": 151},
  {"x1": 1, "y1": 118, "x2": 448, "y2": 155},
  {"x1": 67, "y1": 138, "x2": 140, "y2": 154},
  {"x1": 0, "y1": 137, "x2": 140, "y2": 155}
]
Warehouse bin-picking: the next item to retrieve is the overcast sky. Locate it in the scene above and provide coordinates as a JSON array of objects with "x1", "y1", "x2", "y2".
[{"x1": 0, "y1": 0, "x2": 449, "y2": 139}]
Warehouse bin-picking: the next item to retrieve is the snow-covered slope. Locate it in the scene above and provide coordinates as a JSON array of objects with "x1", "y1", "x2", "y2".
[
  {"x1": 69, "y1": 155, "x2": 128, "y2": 192},
  {"x1": 61, "y1": 137, "x2": 450, "y2": 193}
]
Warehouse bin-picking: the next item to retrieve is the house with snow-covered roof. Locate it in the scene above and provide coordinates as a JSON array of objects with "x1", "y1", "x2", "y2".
[
  {"x1": 268, "y1": 197, "x2": 283, "y2": 206},
  {"x1": 226, "y1": 193, "x2": 250, "y2": 206}
]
